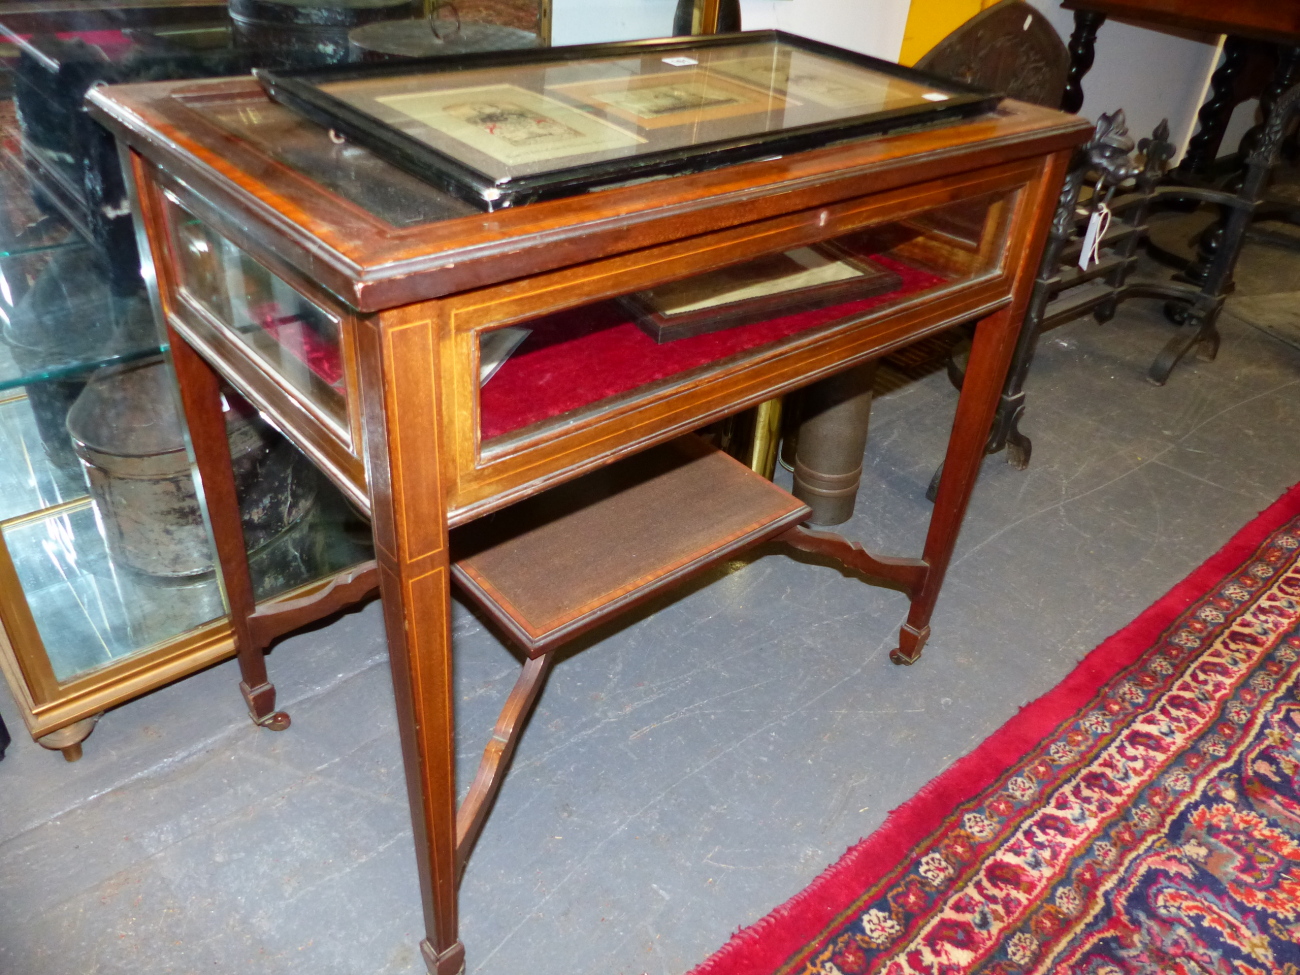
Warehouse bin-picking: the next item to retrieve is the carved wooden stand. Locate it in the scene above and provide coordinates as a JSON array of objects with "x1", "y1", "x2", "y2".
[
  {"x1": 1159, "y1": 84, "x2": 1300, "y2": 369},
  {"x1": 1062, "y1": 8, "x2": 1105, "y2": 113},
  {"x1": 1173, "y1": 48, "x2": 1300, "y2": 299},
  {"x1": 1175, "y1": 38, "x2": 1253, "y2": 181},
  {"x1": 933, "y1": 112, "x2": 1163, "y2": 491}
]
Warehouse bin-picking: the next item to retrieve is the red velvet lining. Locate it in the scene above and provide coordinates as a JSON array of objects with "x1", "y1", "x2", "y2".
[
  {"x1": 688, "y1": 480, "x2": 1300, "y2": 975},
  {"x1": 479, "y1": 256, "x2": 945, "y2": 442},
  {"x1": 16, "y1": 30, "x2": 134, "y2": 52},
  {"x1": 257, "y1": 311, "x2": 345, "y2": 389},
  {"x1": 56, "y1": 30, "x2": 132, "y2": 49}
]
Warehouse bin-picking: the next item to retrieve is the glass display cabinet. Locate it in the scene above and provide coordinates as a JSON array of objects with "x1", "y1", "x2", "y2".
[
  {"x1": 90, "y1": 31, "x2": 1089, "y2": 970},
  {"x1": 0, "y1": 0, "x2": 746, "y2": 761},
  {"x1": 0, "y1": 3, "x2": 376, "y2": 760}
]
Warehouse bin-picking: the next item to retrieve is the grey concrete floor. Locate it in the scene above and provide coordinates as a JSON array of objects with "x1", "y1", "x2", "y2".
[{"x1": 4, "y1": 241, "x2": 1300, "y2": 975}]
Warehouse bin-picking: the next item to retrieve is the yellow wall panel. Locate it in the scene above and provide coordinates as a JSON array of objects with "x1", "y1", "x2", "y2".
[{"x1": 898, "y1": 0, "x2": 994, "y2": 66}]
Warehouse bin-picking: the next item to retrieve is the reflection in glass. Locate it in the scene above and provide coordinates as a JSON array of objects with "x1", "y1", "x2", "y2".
[
  {"x1": 550, "y1": 0, "x2": 676, "y2": 46},
  {"x1": 0, "y1": 243, "x2": 161, "y2": 476},
  {"x1": 0, "y1": 393, "x2": 89, "y2": 523},
  {"x1": 194, "y1": 95, "x2": 477, "y2": 228},
  {"x1": 0, "y1": 244, "x2": 160, "y2": 392},
  {"x1": 167, "y1": 202, "x2": 349, "y2": 435},
  {"x1": 7, "y1": 502, "x2": 226, "y2": 683},
  {"x1": 5, "y1": 488, "x2": 372, "y2": 685},
  {"x1": 347, "y1": 2, "x2": 544, "y2": 60}
]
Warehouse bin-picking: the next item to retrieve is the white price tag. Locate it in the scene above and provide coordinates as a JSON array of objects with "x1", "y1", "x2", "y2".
[
  {"x1": 662, "y1": 56, "x2": 697, "y2": 66},
  {"x1": 1078, "y1": 203, "x2": 1112, "y2": 271}
]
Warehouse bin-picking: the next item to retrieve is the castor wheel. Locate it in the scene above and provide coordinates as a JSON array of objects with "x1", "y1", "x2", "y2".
[
  {"x1": 241, "y1": 682, "x2": 290, "y2": 731},
  {"x1": 257, "y1": 711, "x2": 292, "y2": 731},
  {"x1": 891, "y1": 623, "x2": 930, "y2": 665}
]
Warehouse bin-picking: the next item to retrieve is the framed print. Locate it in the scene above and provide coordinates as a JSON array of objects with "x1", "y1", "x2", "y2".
[
  {"x1": 255, "y1": 31, "x2": 1000, "y2": 210},
  {"x1": 712, "y1": 52, "x2": 927, "y2": 111},
  {"x1": 553, "y1": 69, "x2": 787, "y2": 130},
  {"x1": 619, "y1": 244, "x2": 902, "y2": 343},
  {"x1": 375, "y1": 84, "x2": 645, "y2": 166}
]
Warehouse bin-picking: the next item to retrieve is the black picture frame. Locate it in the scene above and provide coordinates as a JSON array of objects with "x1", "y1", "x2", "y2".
[{"x1": 256, "y1": 31, "x2": 1002, "y2": 212}]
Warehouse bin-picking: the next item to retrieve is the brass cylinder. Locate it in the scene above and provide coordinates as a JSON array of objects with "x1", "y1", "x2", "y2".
[
  {"x1": 791, "y1": 361, "x2": 877, "y2": 526},
  {"x1": 744, "y1": 398, "x2": 783, "y2": 480}
]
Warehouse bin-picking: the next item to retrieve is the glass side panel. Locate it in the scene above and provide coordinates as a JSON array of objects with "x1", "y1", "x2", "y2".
[
  {"x1": 0, "y1": 241, "x2": 161, "y2": 391},
  {"x1": 0, "y1": 392, "x2": 89, "y2": 523},
  {"x1": 166, "y1": 199, "x2": 350, "y2": 437},
  {"x1": 5, "y1": 501, "x2": 226, "y2": 683},
  {"x1": 3, "y1": 483, "x2": 372, "y2": 686},
  {"x1": 222, "y1": 384, "x2": 375, "y2": 603},
  {"x1": 478, "y1": 192, "x2": 1009, "y2": 445},
  {"x1": 0, "y1": 131, "x2": 79, "y2": 259},
  {"x1": 248, "y1": 479, "x2": 374, "y2": 603}
]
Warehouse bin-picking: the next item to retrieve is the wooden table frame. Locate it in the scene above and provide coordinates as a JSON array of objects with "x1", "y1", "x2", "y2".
[{"x1": 90, "y1": 75, "x2": 1088, "y2": 972}]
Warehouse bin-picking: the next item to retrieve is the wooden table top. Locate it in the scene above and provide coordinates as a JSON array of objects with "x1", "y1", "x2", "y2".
[
  {"x1": 1062, "y1": 0, "x2": 1300, "y2": 45},
  {"x1": 88, "y1": 77, "x2": 1087, "y2": 312}
]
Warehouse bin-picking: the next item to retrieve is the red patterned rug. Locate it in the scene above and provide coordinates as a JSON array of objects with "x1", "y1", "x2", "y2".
[{"x1": 694, "y1": 483, "x2": 1300, "y2": 975}]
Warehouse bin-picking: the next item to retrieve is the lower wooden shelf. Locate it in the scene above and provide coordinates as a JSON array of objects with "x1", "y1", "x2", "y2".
[{"x1": 450, "y1": 435, "x2": 811, "y2": 656}]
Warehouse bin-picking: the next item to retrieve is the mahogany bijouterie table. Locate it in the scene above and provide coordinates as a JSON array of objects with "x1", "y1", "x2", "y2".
[{"x1": 88, "y1": 35, "x2": 1088, "y2": 972}]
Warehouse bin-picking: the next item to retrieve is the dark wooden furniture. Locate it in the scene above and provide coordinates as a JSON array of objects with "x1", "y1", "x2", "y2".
[
  {"x1": 1061, "y1": 0, "x2": 1298, "y2": 50},
  {"x1": 917, "y1": 0, "x2": 1070, "y2": 110},
  {"x1": 932, "y1": 110, "x2": 1168, "y2": 494},
  {"x1": 89, "y1": 69, "x2": 1087, "y2": 971},
  {"x1": 1056, "y1": 1, "x2": 1300, "y2": 380},
  {"x1": 1060, "y1": 0, "x2": 1300, "y2": 113},
  {"x1": 1060, "y1": 0, "x2": 1300, "y2": 151},
  {"x1": 1061, "y1": 2, "x2": 1283, "y2": 187},
  {"x1": 933, "y1": 86, "x2": 1300, "y2": 496}
]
